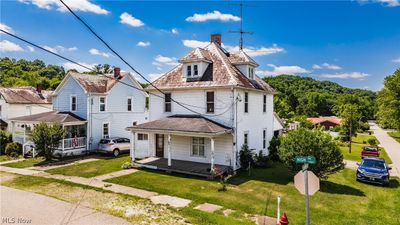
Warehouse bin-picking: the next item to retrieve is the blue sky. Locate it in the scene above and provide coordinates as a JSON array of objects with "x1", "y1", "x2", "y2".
[{"x1": 1, "y1": 0, "x2": 399, "y2": 91}]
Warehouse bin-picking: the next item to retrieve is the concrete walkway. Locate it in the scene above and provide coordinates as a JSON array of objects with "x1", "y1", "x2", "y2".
[
  {"x1": 0, "y1": 186, "x2": 131, "y2": 225},
  {"x1": 370, "y1": 122, "x2": 400, "y2": 177},
  {"x1": 0, "y1": 158, "x2": 25, "y2": 165},
  {"x1": 91, "y1": 168, "x2": 138, "y2": 181},
  {"x1": 344, "y1": 159, "x2": 359, "y2": 170}
]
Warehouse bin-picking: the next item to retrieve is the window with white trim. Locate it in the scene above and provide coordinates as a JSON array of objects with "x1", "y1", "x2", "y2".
[
  {"x1": 187, "y1": 65, "x2": 192, "y2": 76},
  {"x1": 263, "y1": 95, "x2": 267, "y2": 113},
  {"x1": 263, "y1": 129, "x2": 267, "y2": 149},
  {"x1": 137, "y1": 133, "x2": 148, "y2": 141},
  {"x1": 244, "y1": 92, "x2": 249, "y2": 113},
  {"x1": 244, "y1": 131, "x2": 249, "y2": 146},
  {"x1": 103, "y1": 123, "x2": 109, "y2": 138},
  {"x1": 99, "y1": 97, "x2": 106, "y2": 112},
  {"x1": 165, "y1": 93, "x2": 171, "y2": 112},
  {"x1": 127, "y1": 97, "x2": 132, "y2": 111},
  {"x1": 192, "y1": 137, "x2": 205, "y2": 157},
  {"x1": 248, "y1": 67, "x2": 255, "y2": 79},
  {"x1": 194, "y1": 65, "x2": 198, "y2": 76},
  {"x1": 206, "y1": 91, "x2": 214, "y2": 113},
  {"x1": 70, "y1": 95, "x2": 77, "y2": 112}
]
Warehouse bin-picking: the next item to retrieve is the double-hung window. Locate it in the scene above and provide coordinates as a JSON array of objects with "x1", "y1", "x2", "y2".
[
  {"x1": 194, "y1": 65, "x2": 198, "y2": 76},
  {"x1": 70, "y1": 95, "x2": 77, "y2": 112},
  {"x1": 165, "y1": 93, "x2": 171, "y2": 112},
  {"x1": 192, "y1": 137, "x2": 205, "y2": 157},
  {"x1": 103, "y1": 123, "x2": 109, "y2": 138},
  {"x1": 137, "y1": 133, "x2": 148, "y2": 141},
  {"x1": 206, "y1": 91, "x2": 214, "y2": 113},
  {"x1": 187, "y1": 65, "x2": 192, "y2": 76},
  {"x1": 263, "y1": 129, "x2": 267, "y2": 149},
  {"x1": 99, "y1": 97, "x2": 106, "y2": 112},
  {"x1": 244, "y1": 92, "x2": 249, "y2": 113},
  {"x1": 244, "y1": 132, "x2": 249, "y2": 146},
  {"x1": 263, "y1": 95, "x2": 267, "y2": 113},
  {"x1": 127, "y1": 97, "x2": 132, "y2": 111}
]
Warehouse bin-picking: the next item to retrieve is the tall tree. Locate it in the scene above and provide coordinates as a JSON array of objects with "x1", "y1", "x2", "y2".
[
  {"x1": 377, "y1": 69, "x2": 400, "y2": 130},
  {"x1": 30, "y1": 123, "x2": 65, "y2": 160}
]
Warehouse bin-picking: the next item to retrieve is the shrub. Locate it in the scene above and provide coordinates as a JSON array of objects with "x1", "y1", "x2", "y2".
[
  {"x1": 239, "y1": 144, "x2": 254, "y2": 170},
  {"x1": 30, "y1": 122, "x2": 65, "y2": 160},
  {"x1": 254, "y1": 150, "x2": 270, "y2": 168},
  {"x1": 0, "y1": 130, "x2": 12, "y2": 155},
  {"x1": 268, "y1": 136, "x2": 281, "y2": 162},
  {"x1": 367, "y1": 138, "x2": 377, "y2": 146},
  {"x1": 278, "y1": 128, "x2": 344, "y2": 179},
  {"x1": 5, "y1": 142, "x2": 22, "y2": 158}
]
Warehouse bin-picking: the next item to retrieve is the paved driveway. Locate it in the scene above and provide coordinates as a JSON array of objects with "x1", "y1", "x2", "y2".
[
  {"x1": 370, "y1": 122, "x2": 400, "y2": 177},
  {"x1": 0, "y1": 186, "x2": 131, "y2": 225}
]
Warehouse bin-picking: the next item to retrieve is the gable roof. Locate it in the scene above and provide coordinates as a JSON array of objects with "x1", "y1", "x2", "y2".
[
  {"x1": 146, "y1": 43, "x2": 276, "y2": 94},
  {"x1": 0, "y1": 86, "x2": 52, "y2": 104},
  {"x1": 307, "y1": 116, "x2": 342, "y2": 125},
  {"x1": 9, "y1": 111, "x2": 86, "y2": 123},
  {"x1": 229, "y1": 50, "x2": 259, "y2": 67}
]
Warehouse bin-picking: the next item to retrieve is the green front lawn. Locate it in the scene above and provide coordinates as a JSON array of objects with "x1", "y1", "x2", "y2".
[
  {"x1": 46, "y1": 155, "x2": 130, "y2": 177},
  {"x1": 339, "y1": 134, "x2": 392, "y2": 164},
  {"x1": 2, "y1": 157, "x2": 46, "y2": 168},
  {"x1": 106, "y1": 164, "x2": 400, "y2": 225},
  {"x1": 388, "y1": 131, "x2": 400, "y2": 143},
  {"x1": 0, "y1": 155, "x2": 21, "y2": 162}
]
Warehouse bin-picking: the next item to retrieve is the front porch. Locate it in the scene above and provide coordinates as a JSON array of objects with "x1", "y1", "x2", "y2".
[{"x1": 134, "y1": 157, "x2": 231, "y2": 178}]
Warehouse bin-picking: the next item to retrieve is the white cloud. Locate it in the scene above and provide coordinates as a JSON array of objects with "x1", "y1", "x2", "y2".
[
  {"x1": 313, "y1": 63, "x2": 342, "y2": 70},
  {"x1": 319, "y1": 72, "x2": 369, "y2": 80},
  {"x1": 0, "y1": 23, "x2": 14, "y2": 34},
  {"x1": 137, "y1": 41, "x2": 150, "y2": 47},
  {"x1": 27, "y1": 46, "x2": 35, "y2": 52},
  {"x1": 154, "y1": 55, "x2": 178, "y2": 66},
  {"x1": 362, "y1": 0, "x2": 400, "y2": 7},
  {"x1": 256, "y1": 64, "x2": 311, "y2": 77},
  {"x1": 392, "y1": 57, "x2": 400, "y2": 63},
  {"x1": 182, "y1": 39, "x2": 284, "y2": 57},
  {"x1": 120, "y1": 12, "x2": 144, "y2": 27},
  {"x1": 148, "y1": 73, "x2": 163, "y2": 82},
  {"x1": 89, "y1": 48, "x2": 110, "y2": 58},
  {"x1": 171, "y1": 28, "x2": 179, "y2": 34},
  {"x1": 62, "y1": 61, "x2": 96, "y2": 72},
  {"x1": 186, "y1": 10, "x2": 241, "y2": 22},
  {"x1": 19, "y1": 0, "x2": 109, "y2": 14},
  {"x1": 42, "y1": 45, "x2": 77, "y2": 53},
  {"x1": 0, "y1": 40, "x2": 24, "y2": 52}
]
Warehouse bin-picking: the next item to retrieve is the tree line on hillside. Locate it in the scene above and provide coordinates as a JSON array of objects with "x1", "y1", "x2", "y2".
[{"x1": 263, "y1": 75, "x2": 377, "y2": 120}]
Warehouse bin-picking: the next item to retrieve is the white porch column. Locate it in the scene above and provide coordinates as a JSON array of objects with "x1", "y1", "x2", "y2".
[
  {"x1": 23, "y1": 123, "x2": 26, "y2": 144},
  {"x1": 232, "y1": 141, "x2": 237, "y2": 170},
  {"x1": 210, "y1": 137, "x2": 215, "y2": 172},
  {"x1": 131, "y1": 132, "x2": 135, "y2": 162},
  {"x1": 167, "y1": 134, "x2": 171, "y2": 167},
  {"x1": 62, "y1": 124, "x2": 65, "y2": 152}
]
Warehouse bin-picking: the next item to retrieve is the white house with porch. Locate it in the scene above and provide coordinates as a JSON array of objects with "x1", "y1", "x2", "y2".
[{"x1": 127, "y1": 34, "x2": 276, "y2": 177}]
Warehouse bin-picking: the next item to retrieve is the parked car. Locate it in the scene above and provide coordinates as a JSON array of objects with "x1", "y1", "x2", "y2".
[
  {"x1": 98, "y1": 137, "x2": 130, "y2": 157},
  {"x1": 356, "y1": 157, "x2": 391, "y2": 186},
  {"x1": 361, "y1": 146, "x2": 380, "y2": 158}
]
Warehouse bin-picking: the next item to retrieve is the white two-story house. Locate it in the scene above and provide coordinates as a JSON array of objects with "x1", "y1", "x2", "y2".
[{"x1": 127, "y1": 34, "x2": 276, "y2": 177}]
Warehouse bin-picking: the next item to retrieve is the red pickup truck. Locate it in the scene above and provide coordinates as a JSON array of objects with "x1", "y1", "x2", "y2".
[{"x1": 361, "y1": 146, "x2": 380, "y2": 158}]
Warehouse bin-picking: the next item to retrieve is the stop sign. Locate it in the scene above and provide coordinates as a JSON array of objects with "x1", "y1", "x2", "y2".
[{"x1": 294, "y1": 170, "x2": 320, "y2": 196}]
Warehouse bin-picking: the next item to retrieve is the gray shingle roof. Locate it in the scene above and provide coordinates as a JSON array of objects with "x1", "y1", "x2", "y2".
[
  {"x1": 9, "y1": 111, "x2": 86, "y2": 123},
  {"x1": 0, "y1": 87, "x2": 52, "y2": 104}
]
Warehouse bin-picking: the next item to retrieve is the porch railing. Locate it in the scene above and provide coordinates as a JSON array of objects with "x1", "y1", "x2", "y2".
[{"x1": 59, "y1": 137, "x2": 86, "y2": 151}]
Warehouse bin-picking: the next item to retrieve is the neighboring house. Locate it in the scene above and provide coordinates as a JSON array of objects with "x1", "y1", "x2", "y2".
[
  {"x1": 285, "y1": 120, "x2": 301, "y2": 131},
  {"x1": 0, "y1": 86, "x2": 52, "y2": 131},
  {"x1": 273, "y1": 112, "x2": 284, "y2": 136},
  {"x1": 127, "y1": 34, "x2": 276, "y2": 176},
  {"x1": 52, "y1": 68, "x2": 148, "y2": 152},
  {"x1": 307, "y1": 116, "x2": 342, "y2": 130}
]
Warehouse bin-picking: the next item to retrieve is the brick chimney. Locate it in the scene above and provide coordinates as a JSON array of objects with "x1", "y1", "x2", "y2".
[
  {"x1": 210, "y1": 34, "x2": 221, "y2": 46},
  {"x1": 114, "y1": 67, "x2": 121, "y2": 79}
]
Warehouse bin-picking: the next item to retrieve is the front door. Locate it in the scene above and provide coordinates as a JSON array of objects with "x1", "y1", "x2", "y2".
[{"x1": 155, "y1": 134, "x2": 164, "y2": 157}]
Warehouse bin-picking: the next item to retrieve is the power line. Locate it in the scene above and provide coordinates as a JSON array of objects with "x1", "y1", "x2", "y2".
[
  {"x1": 58, "y1": 0, "x2": 219, "y2": 117},
  {"x1": 0, "y1": 29, "x2": 236, "y2": 116}
]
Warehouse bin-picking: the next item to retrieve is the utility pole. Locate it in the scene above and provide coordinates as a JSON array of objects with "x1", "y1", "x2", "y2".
[{"x1": 229, "y1": 1, "x2": 254, "y2": 50}]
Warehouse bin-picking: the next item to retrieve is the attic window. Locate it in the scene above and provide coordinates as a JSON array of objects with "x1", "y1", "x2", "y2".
[
  {"x1": 194, "y1": 65, "x2": 198, "y2": 76},
  {"x1": 248, "y1": 67, "x2": 255, "y2": 79},
  {"x1": 187, "y1": 65, "x2": 192, "y2": 76}
]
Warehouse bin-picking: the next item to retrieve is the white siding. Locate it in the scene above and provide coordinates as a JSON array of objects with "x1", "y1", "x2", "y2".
[{"x1": 53, "y1": 76, "x2": 87, "y2": 119}]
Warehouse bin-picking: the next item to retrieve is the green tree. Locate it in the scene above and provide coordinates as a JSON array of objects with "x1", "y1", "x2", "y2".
[
  {"x1": 0, "y1": 130, "x2": 13, "y2": 155},
  {"x1": 278, "y1": 128, "x2": 344, "y2": 178},
  {"x1": 338, "y1": 104, "x2": 361, "y2": 142},
  {"x1": 30, "y1": 123, "x2": 65, "y2": 160},
  {"x1": 377, "y1": 69, "x2": 400, "y2": 130}
]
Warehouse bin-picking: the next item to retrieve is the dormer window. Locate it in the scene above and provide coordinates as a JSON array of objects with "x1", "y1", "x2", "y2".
[
  {"x1": 187, "y1": 65, "x2": 192, "y2": 76},
  {"x1": 248, "y1": 67, "x2": 255, "y2": 79},
  {"x1": 194, "y1": 65, "x2": 198, "y2": 76}
]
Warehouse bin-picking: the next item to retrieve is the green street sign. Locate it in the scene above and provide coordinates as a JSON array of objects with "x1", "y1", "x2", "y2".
[{"x1": 295, "y1": 156, "x2": 316, "y2": 165}]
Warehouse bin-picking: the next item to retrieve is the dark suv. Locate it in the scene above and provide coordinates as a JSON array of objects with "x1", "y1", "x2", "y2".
[{"x1": 356, "y1": 157, "x2": 391, "y2": 186}]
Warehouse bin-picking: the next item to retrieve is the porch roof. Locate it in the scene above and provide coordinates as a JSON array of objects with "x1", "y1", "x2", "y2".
[
  {"x1": 127, "y1": 115, "x2": 232, "y2": 136},
  {"x1": 9, "y1": 111, "x2": 86, "y2": 124}
]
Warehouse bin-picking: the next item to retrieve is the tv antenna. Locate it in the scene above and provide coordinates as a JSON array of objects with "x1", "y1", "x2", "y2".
[{"x1": 229, "y1": 1, "x2": 254, "y2": 50}]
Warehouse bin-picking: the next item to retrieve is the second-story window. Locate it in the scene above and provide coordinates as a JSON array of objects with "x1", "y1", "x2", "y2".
[
  {"x1": 71, "y1": 95, "x2": 77, "y2": 112},
  {"x1": 263, "y1": 95, "x2": 267, "y2": 113},
  {"x1": 244, "y1": 92, "x2": 249, "y2": 113},
  {"x1": 99, "y1": 97, "x2": 106, "y2": 112},
  {"x1": 127, "y1": 97, "x2": 132, "y2": 111},
  {"x1": 194, "y1": 65, "x2": 198, "y2": 76},
  {"x1": 187, "y1": 65, "x2": 192, "y2": 76},
  {"x1": 206, "y1": 91, "x2": 214, "y2": 113},
  {"x1": 165, "y1": 93, "x2": 171, "y2": 112}
]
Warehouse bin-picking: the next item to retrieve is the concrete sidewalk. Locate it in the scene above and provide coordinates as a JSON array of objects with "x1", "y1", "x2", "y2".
[
  {"x1": 370, "y1": 122, "x2": 400, "y2": 177},
  {"x1": 0, "y1": 186, "x2": 131, "y2": 225}
]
